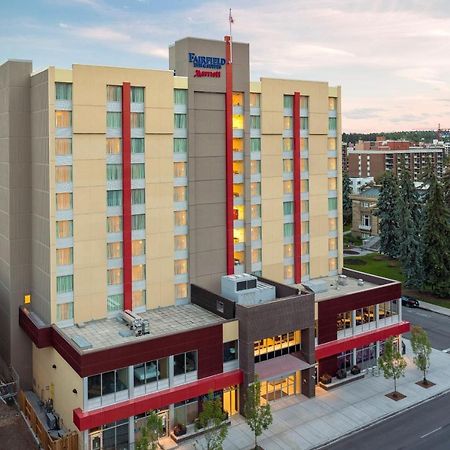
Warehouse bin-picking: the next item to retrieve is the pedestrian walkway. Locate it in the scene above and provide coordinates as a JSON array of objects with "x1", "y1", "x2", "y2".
[
  {"x1": 178, "y1": 340, "x2": 450, "y2": 450},
  {"x1": 419, "y1": 301, "x2": 450, "y2": 318}
]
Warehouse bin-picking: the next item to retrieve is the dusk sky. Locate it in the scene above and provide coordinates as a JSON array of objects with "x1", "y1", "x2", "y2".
[{"x1": 2, "y1": 0, "x2": 449, "y2": 133}]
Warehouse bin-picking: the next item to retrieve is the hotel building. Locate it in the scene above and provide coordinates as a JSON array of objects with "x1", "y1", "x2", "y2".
[{"x1": 0, "y1": 37, "x2": 408, "y2": 449}]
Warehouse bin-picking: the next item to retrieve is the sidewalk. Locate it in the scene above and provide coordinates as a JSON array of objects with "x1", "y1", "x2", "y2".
[
  {"x1": 178, "y1": 340, "x2": 450, "y2": 450},
  {"x1": 419, "y1": 301, "x2": 450, "y2": 318}
]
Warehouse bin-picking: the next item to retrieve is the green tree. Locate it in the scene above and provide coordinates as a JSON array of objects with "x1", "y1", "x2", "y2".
[
  {"x1": 136, "y1": 411, "x2": 164, "y2": 450},
  {"x1": 442, "y1": 156, "x2": 450, "y2": 209},
  {"x1": 377, "y1": 171, "x2": 400, "y2": 258},
  {"x1": 378, "y1": 337, "x2": 407, "y2": 398},
  {"x1": 244, "y1": 376, "x2": 273, "y2": 450},
  {"x1": 421, "y1": 172, "x2": 450, "y2": 297},
  {"x1": 397, "y1": 168, "x2": 423, "y2": 287},
  {"x1": 410, "y1": 326, "x2": 432, "y2": 385},
  {"x1": 342, "y1": 170, "x2": 353, "y2": 225},
  {"x1": 194, "y1": 392, "x2": 228, "y2": 450}
]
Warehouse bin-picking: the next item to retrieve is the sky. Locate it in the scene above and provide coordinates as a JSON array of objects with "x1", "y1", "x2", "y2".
[{"x1": 1, "y1": 0, "x2": 450, "y2": 133}]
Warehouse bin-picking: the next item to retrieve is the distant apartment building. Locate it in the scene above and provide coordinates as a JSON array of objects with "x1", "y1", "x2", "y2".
[
  {"x1": 350, "y1": 186, "x2": 380, "y2": 239},
  {"x1": 347, "y1": 137, "x2": 445, "y2": 181}
]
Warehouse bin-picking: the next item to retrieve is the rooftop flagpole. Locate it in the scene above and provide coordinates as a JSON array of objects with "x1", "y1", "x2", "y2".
[{"x1": 229, "y1": 8, "x2": 234, "y2": 63}]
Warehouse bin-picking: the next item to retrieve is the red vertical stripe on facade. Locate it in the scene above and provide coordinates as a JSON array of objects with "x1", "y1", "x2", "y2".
[
  {"x1": 122, "y1": 82, "x2": 132, "y2": 310},
  {"x1": 293, "y1": 92, "x2": 302, "y2": 284},
  {"x1": 225, "y1": 36, "x2": 234, "y2": 275}
]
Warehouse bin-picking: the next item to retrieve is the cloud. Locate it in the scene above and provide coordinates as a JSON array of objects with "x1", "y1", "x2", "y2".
[
  {"x1": 70, "y1": 26, "x2": 131, "y2": 43},
  {"x1": 345, "y1": 108, "x2": 385, "y2": 120}
]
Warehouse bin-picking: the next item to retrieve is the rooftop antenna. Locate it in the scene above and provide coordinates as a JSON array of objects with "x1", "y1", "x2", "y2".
[{"x1": 228, "y1": 8, "x2": 234, "y2": 63}]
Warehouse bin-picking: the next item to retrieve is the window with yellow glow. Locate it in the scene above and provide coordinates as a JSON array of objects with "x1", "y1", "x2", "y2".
[
  {"x1": 55, "y1": 111, "x2": 71, "y2": 128},
  {"x1": 107, "y1": 242, "x2": 123, "y2": 259},
  {"x1": 329, "y1": 258, "x2": 338, "y2": 271},
  {"x1": 329, "y1": 217, "x2": 337, "y2": 231},
  {"x1": 251, "y1": 182, "x2": 261, "y2": 197},
  {"x1": 328, "y1": 178, "x2": 337, "y2": 190},
  {"x1": 132, "y1": 290, "x2": 146, "y2": 309},
  {"x1": 174, "y1": 259, "x2": 188, "y2": 275},
  {"x1": 132, "y1": 240, "x2": 145, "y2": 256},
  {"x1": 283, "y1": 181, "x2": 293, "y2": 194},
  {"x1": 107, "y1": 216, "x2": 122, "y2": 233},
  {"x1": 283, "y1": 138, "x2": 293, "y2": 151},
  {"x1": 174, "y1": 235, "x2": 187, "y2": 251},
  {"x1": 284, "y1": 265, "x2": 293, "y2": 279},
  {"x1": 283, "y1": 116, "x2": 292, "y2": 130},
  {"x1": 132, "y1": 264, "x2": 146, "y2": 281},
  {"x1": 175, "y1": 283, "x2": 188, "y2": 299},
  {"x1": 233, "y1": 184, "x2": 244, "y2": 198},
  {"x1": 233, "y1": 161, "x2": 243, "y2": 175},
  {"x1": 234, "y1": 205, "x2": 244, "y2": 220},
  {"x1": 251, "y1": 226, "x2": 261, "y2": 241},
  {"x1": 284, "y1": 244, "x2": 294, "y2": 258},
  {"x1": 107, "y1": 268, "x2": 123, "y2": 285},
  {"x1": 233, "y1": 138, "x2": 243, "y2": 152},
  {"x1": 55, "y1": 139, "x2": 72, "y2": 156},
  {"x1": 56, "y1": 248, "x2": 73, "y2": 266},
  {"x1": 233, "y1": 228, "x2": 245, "y2": 244},
  {"x1": 283, "y1": 159, "x2": 293, "y2": 173},
  {"x1": 106, "y1": 138, "x2": 121, "y2": 154},
  {"x1": 251, "y1": 205, "x2": 261, "y2": 219},
  {"x1": 300, "y1": 137, "x2": 308, "y2": 150},
  {"x1": 174, "y1": 210, "x2": 187, "y2": 226},
  {"x1": 328, "y1": 138, "x2": 337, "y2": 151},
  {"x1": 252, "y1": 249, "x2": 262, "y2": 264},
  {"x1": 328, "y1": 97, "x2": 337, "y2": 111},
  {"x1": 174, "y1": 162, "x2": 187, "y2": 178},
  {"x1": 232, "y1": 114, "x2": 244, "y2": 129},
  {"x1": 328, "y1": 158, "x2": 337, "y2": 170},
  {"x1": 250, "y1": 93, "x2": 260, "y2": 107},
  {"x1": 56, "y1": 220, "x2": 73, "y2": 238},
  {"x1": 234, "y1": 251, "x2": 244, "y2": 264},
  {"x1": 56, "y1": 166, "x2": 72, "y2": 183},
  {"x1": 232, "y1": 92, "x2": 244, "y2": 106},
  {"x1": 174, "y1": 186, "x2": 187, "y2": 202},
  {"x1": 56, "y1": 193, "x2": 72, "y2": 210},
  {"x1": 329, "y1": 238, "x2": 338, "y2": 251}
]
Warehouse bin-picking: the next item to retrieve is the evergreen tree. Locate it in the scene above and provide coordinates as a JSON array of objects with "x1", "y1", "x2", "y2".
[
  {"x1": 397, "y1": 168, "x2": 423, "y2": 287},
  {"x1": 443, "y1": 156, "x2": 450, "y2": 209},
  {"x1": 377, "y1": 171, "x2": 400, "y2": 258},
  {"x1": 421, "y1": 173, "x2": 450, "y2": 297},
  {"x1": 342, "y1": 170, "x2": 353, "y2": 225}
]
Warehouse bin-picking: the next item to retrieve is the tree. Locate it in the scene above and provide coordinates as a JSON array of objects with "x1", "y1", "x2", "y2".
[
  {"x1": 410, "y1": 326, "x2": 432, "y2": 385},
  {"x1": 378, "y1": 337, "x2": 407, "y2": 398},
  {"x1": 194, "y1": 392, "x2": 228, "y2": 450},
  {"x1": 421, "y1": 172, "x2": 450, "y2": 297},
  {"x1": 377, "y1": 171, "x2": 400, "y2": 258},
  {"x1": 342, "y1": 170, "x2": 353, "y2": 225},
  {"x1": 396, "y1": 167, "x2": 423, "y2": 288},
  {"x1": 244, "y1": 376, "x2": 273, "y2": 450},
  {"x1": 135, "y1": 411, "x2": 164, "y2": 450}
]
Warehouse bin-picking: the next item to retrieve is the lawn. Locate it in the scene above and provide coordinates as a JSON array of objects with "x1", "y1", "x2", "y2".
[{"x1": 344, "y1": 252, "x2": 450, "y2": 309}]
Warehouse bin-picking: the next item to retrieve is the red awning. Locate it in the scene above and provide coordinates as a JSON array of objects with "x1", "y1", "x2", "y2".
[{"x1": 255, "y1": 354, "x2": 312, "y2": 381}]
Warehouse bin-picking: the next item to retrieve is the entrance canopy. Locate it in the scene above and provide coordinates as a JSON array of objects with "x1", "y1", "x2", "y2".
[{"x1": 255, "y1": 354, "x2": 312, "y2": 381}]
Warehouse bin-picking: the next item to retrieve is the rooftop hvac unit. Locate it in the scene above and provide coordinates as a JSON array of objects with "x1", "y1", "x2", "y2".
[{"x1": 121, "y1": 310, "x2": 149, "y2": 336}]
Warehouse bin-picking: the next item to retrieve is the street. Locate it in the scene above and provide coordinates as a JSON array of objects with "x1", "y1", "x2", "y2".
[
  {"x1": 323, "y1": 391, "x2": 450, "y2": 450},
  {"x1": 402, "y1": 307, "x2": 450, "y2": 351}
]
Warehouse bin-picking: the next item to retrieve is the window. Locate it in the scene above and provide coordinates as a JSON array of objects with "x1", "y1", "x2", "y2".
[
  {"x1": 233, "y1": 138, "x2": 243, "y2": 152},
  {"x1": 232, "y1": 114, "x2": 244, "y2": 129},
  {"x1": 300, "y1": 137, "x2": 308, "y2": 150},
  {"x1": 131, "y1": 87, "x2": 144, "y2": 103},
  {"x1": 174, "y1": 114, "x2": 187, "y2": 129},
  {"x1": 174, "y1": 351, "x2": 197, "y2": 379},
  {"x1": 283, "y1": 116, "x2": 292, "y2": 130},
  {"x1": 107, "y1": 190, "x2": 122, "y2": 207},
  {"x1": 132, "y1": 290, "x2": 146, "y2": 309},
  {"x1": 56, "y1": 193, "x2": 72, "y2": 210},
  {"x1": 232, "y1": 92, "x2": 244, "y2": 106},
  {"x1": 132, "y1": 240, "x2": 145, "y2": 256},
  {"x1": 175, "y1": 283, "x2": 188, "y2": 299},
  {"x1": 250, "y1": 160, "x2": 261, "y2": 175},
  {"x1": 251, "y1": 182, "x2": 261, "y2": 197},
  {"x1": 301, "y1": 200, "x2": 309, "y2": 212},
  {"x1": 133, "y1": 357, "x2": 168, "y2": 393},
  {"x1": 132, "y1": 214, "x2": 145, "y2": 230},
  {"x1": 174, "y1": 235, "x2": 187, "y2": 250},
  {"x1": 251, "y1": 204, "x2": 261, "y2": 219},
  {"x1": 107, "y1": 242, "x2": 123, "y2": 259},
  {"x1": 283, "y1": 201, "x2": 293, "y2": 215},
  {"x1": 300, "y1": 96, "x2": 309, "y2": 110},
  {"x1": 250, "y1": 138, "x2": 260, "y2": 152},
  {"x1": 107, "y1": 164, "x2": 122, "y2": 181},
  {"x1": 329, "y1": 118, "x2": 337, "y2": 131},
  {"x1": 361, "y1": 214, "x2": 370, "y2": 227},
  {"x1": 328, "y1": 97, "x2": 337, "y2": 111},
  {"x1": 283, "y1": 138, "x2": 292, "y2": 151},
  {"x1": 55, "y1": 111, "x2": 71, "y2": 128},
  {"x1": 254, "y1": 331, "x2": 300, "y2": 363},
  {"x1": 107, "y1": 85, "x2": 121, "y2": 102},
  {"x1": 131, "y1": 164, "x2": 145, "y2": 179},
  {"x1": 55, "y1": 83, "x2": 72, "y2": 100},
  {"x1": 250, "y1": 93, "x2": 260, "y2": 107},
  {"x1": 174, "y1": 138, "x2": 187, "y2": 153},
  {"x1": 301, "y1": 158, "x2": 308, "y2": 172},
  {"x1": 56, "y1": 303, "x2": 73, "y2": 322},
  {"x1": 328, "y1": 158, "x2": 337, "y2": 170},
  {"x1": 107, "y1": 216, "x2": 122, "y2": 233},
  {"x1": 329, "y1": 258, "x2": 338, "y2": 271},
  {"x1": 328, "y1": 138, "x2": 337, "y2": 151},
  {"x1": 328, "y1": 198, "x2": 338, "y2": 210},
  {"x1": 250, "y1": 116, "x2": 260, "y2": 129},
  {"x1": 283, "y1": 95, "x2": 293, "y2": 109},
  {"x1": 329, "y1": 238, "x2": 338, "y2": 251},
  {"x1": 57, "y1": 275, "x2": 73, "y2": 294},
  {"x1": 283, "y1": 181, "x2": 293, "y2": 195},
  {"x1": 174, "y1": 210, "x2": 187, "y2": 226},
  {"x1": 87, "y1": 369, "x2": 129, "y2": 404},
  {"x1": 107, "y1": 294, "x2": 123, "y2": 313},
  {"x1": 107, "y1": 268, "x2": 123, "y2": 285},
  {"x1": 132, "y1": 264, "x2": 145, "y2": 282},
  {"x1": 284, "y1": 244, "x2": 293, "y2": 258},
  {"x1": 301, "y1": 262, "x2": 310, "y2": 275},
  {"x1": 107, "y1": 112, "x2": 121, "y2": 128},
  {"x1": 251, "y1": 248, "x2": 262, "y2": 264},
  {"x1": 107, "y1": 138, "x2": 121, "y2": 154},
  {"x1": 300, "y1": 117, "x2": 308, "y2": 130},
  {"x1": 301, "y1": 179, "x2": 309, "y2": 192},
  {"x1": 56, "y1": 220, "x2": 73, "y2": 238},
  {"x1": 132, "y1": 189, "x2": 145, "y2": 205},
  {"x1": 283, "y1": 159, "x2": 293, "y2": 173},
  {"x1": 328, "y1": 178, "x2": 337, "y2": 191},
  {"x1": 329, "y1": 217, "x2": 337, "y2": 231},
  {"x1": 55, "y1": 166, "x2": 72, "y2": 183},
  {"x1": 284, "y1": 265, "x2": 293, "y2": 280},
  {"x1": 174, "y1": 186, "x2": 187, "y2": 202},
  {"x1": 56, "y1": 248, "x2": 73, "y2": 266},
  {"x1": 55, "y1": 139, "x2": 72, "y2": 155},
  {"x1": 251, "y1": 226, "x2": 261, "y2": 241},
  {"x1": 302, "y1": 221, "x2": 309, "y2": 233},
  {"x1": 224, "y1": 341, "x2": 238, "y2": 362},
  {"x1": 284, "y1": 223, "x2": 293, "y2": 237},
  {"x1": 131, "y1": 113, "x2": 144, "y2": 129},
  {"x1": 174, "y1": 162, "x2": 187, "y2": 178},
  {"x1": 302, "y1": 242, "x2": 309, "y2": 254},
  {"x1": 131, "y1": 138, "x2": 144, "y2": 154},
  {"x1": 174, "y1": 259, "x2": 188, "y2": 275},
  {"x1": 174, "y1": 89, "x2": 187, "y2": 105}
]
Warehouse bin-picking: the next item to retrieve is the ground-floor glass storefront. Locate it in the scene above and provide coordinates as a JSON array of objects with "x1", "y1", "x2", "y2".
[{"x1": 259, "y1": 371, "x2": 301, "y2": 405}]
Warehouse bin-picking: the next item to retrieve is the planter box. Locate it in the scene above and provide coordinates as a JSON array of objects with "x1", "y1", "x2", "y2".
[
  {"x1": 319, "y1": 372, "x2": 365, "y2": 391},
  {"x1": 170, "y1": 419, "x2": 231, "y2": 444}
]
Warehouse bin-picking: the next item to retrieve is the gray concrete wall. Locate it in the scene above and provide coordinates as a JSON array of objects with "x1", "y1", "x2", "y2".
[{"x1": 0, "y1": 60, "x2": 33, "y2": 388}]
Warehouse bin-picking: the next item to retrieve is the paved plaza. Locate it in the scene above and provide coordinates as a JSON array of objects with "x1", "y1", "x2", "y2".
[{"x1": 179, "y1": 339, "x2": 450, "y2": 450}]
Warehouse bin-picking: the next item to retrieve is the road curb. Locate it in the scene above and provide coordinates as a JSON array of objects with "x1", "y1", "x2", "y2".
[
  {"x1": 418, "y1": 305, "x2": 450, "y2": 318},
  {"x1": 313, "y1": 387, "x2": 450, "y2": 449}
]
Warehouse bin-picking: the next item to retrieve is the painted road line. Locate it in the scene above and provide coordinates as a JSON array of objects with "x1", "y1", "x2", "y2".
[{"x1": 420, "y1": 427, "x2": 442, "y2": 439}]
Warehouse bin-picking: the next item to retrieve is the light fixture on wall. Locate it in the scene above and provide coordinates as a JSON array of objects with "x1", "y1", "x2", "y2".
[
  {"x1": 52, "y1": 364, "x2": 56, "y2": 369},
  {"x1": 72, "y1": 389, "x2": 77, "y2": 394}
]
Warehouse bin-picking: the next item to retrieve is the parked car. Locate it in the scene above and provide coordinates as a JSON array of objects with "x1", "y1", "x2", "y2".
[{"x1": 401, "y1": 295, "x2": 420, "y2": 308}]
